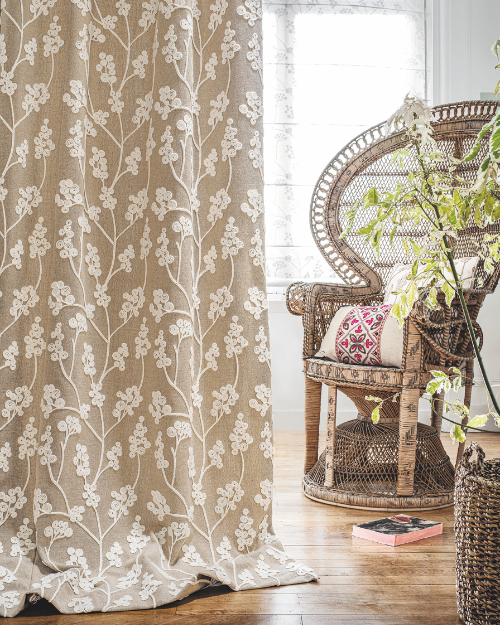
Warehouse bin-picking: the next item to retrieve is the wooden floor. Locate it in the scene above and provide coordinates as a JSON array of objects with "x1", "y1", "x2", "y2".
[{"x1": 15, "y1": 431, "x2": 500, "y2": 624}]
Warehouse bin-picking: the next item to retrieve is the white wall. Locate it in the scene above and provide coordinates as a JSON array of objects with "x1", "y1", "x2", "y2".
[
  {"x1": 270, "y1": 0, "x2": 500, "y2": 432},
  {"x1": 430, "y1": 0, "x2": 500, "y2": 105}
]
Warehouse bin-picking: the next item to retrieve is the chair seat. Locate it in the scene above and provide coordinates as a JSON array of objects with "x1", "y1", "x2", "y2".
[
  {"x1": 306, "y1": 356, "x2": 404, "y2": 390},
  {"x1": 305, "y1": 357, "x2": 457, "y2": 390}
]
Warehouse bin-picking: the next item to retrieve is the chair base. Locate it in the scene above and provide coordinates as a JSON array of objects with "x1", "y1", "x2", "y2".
[
  {"x1": 302, "y1": 480, "x2": 455, "y2": 511},
  {"x1": 303, "y1": 420, "x2": 455, "y2": 511}
]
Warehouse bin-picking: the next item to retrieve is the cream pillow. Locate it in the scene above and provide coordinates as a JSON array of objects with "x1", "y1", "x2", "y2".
[
  {"x1": 316, "y1": 304, "x2": 404, "y2": 368},
  {"x1": 384, "y1": 257, "x2": 480, "y2": 306}
]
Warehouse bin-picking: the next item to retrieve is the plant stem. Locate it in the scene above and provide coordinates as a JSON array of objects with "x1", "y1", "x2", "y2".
[
  {"x1": 435, "y1": 215, "x2": 500, "y2": 417},
  {"x1": 430, "y1": 402, "x2": 499, "y2": 433},
  {"x1": 415, "y1": 138, "x2": 500, "y2": 419}
]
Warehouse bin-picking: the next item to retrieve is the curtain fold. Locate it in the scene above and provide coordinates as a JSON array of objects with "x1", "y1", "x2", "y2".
[{"x1": 0, "y1": 1, "x2": 316, "y2": 616}]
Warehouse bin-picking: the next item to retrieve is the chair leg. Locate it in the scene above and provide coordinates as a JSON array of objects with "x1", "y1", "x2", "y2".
[
  {"x1": 431, "y1": 390, "x2": 445, "y2": 432},
  {"x1": 304, "y1": 373, "x2": 322, "y2": 474},
  {"x1": 456, "y1": 360, "x2": 474, "y2": 466},
  {"x1": 396, "y1": 385, "x2": 420, "y2": 496},
  {"x1": 324, "y1": 384, "x2": 337, "y2": 488}
]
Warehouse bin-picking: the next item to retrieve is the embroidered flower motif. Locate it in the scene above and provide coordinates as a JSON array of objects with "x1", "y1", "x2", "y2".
[
  {"x1": 335, "y1": 305, "x2": 391, "y2": 365},
  {"x1": 0, "y1": 3, "x2": 318, "y2": 607}
]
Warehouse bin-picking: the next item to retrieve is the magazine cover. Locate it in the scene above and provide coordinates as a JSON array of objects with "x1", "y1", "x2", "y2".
[{"x1": 353, "y1": 515, "x2": 443, "y2": 546}]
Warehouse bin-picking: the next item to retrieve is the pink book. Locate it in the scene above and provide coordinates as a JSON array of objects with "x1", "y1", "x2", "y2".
[{"x1": 352, "y1": 515, "x2": 443, "y2": 546}]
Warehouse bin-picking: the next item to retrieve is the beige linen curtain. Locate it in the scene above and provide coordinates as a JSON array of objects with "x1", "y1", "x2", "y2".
[{"x1": 0, "y1": 0, "x2": 316, "y2": 616}]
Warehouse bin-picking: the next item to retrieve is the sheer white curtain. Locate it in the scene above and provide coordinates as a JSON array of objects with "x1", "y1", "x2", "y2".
[{"x1": 262, "y1": 0, "x2": 426, "y2": 293}]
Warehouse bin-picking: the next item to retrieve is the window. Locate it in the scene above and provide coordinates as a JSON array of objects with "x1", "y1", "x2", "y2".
[{"x1": 263, "y1": 0, "x2": 426, "y2": 294}]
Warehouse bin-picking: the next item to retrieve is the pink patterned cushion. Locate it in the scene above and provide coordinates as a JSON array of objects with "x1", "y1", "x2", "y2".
[
  {"x1": 335, "y1": 304, "x2": 392, "y2": 365},
  {"x1": 316, "y1": 304, "x2": 404, "y2": 368}
]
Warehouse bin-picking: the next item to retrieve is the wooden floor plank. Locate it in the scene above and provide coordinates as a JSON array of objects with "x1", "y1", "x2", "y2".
[
  {"x1": 309, "y1": 574, "x2": 457, "y2": 585},
  {"x1": 13, "y1": 611, "x2": 298, "y2": 625},
  {"x1": 12, "y1": 431, "x2": 500, "y2": 623},
  {"x1": 302, "y1": 617, "x2": 462, "y2": 625},
  {"x1": 175, "y1": 596, "x2": 459, "y2": 616}
]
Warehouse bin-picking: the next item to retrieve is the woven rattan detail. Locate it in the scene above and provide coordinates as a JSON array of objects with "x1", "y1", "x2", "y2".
[
  {"x1": 455, "y1": 443, "x2": 500, "y2": 625},
  {"x1": 305, "y1": 421, "x2": 455, "y2": 499},
  {"x1": 310, "y1": 101, "x2": 500, "y2": 294},
  {"x1": 306, "y1": 357, "x2": 404, "y2": 390},
  {"x1": 288, "y1": 102, "x2": 499, "y2": 510},
  {"x1": 345, "y1": 387, "x2": 401, "y2": 424}
]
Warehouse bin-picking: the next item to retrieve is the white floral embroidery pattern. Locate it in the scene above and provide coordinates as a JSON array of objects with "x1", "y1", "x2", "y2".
[{"x1": 0, "y1": 2, "x2": 316, "y2": 617}]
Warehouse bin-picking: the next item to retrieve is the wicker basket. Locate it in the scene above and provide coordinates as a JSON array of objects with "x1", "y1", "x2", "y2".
[{"x1": 455, "y1": 442, "x2": 500, "y2": 625}]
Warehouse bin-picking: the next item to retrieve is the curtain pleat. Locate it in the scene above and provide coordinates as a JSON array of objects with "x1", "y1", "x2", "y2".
[{"x1": 0, "y1": 1, "x2": 316, "y2": 616}]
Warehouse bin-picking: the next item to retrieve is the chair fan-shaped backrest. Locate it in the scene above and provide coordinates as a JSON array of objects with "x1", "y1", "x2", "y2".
[{"x1": 310, "y1": 101, "x2": 500, "y2": 296}]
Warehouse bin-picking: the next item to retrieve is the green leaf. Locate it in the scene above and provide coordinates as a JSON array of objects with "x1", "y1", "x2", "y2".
[
  {"x1": 448, "y1": 208, "x2": 457, "y2": 227},
  {"x1": 462, "y1": 141, "x2": 483, "y2": 163},
  {"x1": 442, "y1": 281, "x2": 455, "y2": 307},
  {"x1": 462, "y1": 120, "x2": 494, "y2": 162},
  {"x1": 493, "y1": 200, "x2": 500, "y2": 221},
  {"x1": 426, "y1": 379, "x2": 443, "y2": 395},
  {"x1": 410, "y1": 239, "x2": 421, "y2": 256},
  {"x1": 452, "y1": 375, "x2": 462, "y2": 393},
  {"x1": 426, "y1": 370, "x2": 449, "y2": 395},
  {"x1": 485, "y1": 194, "x2": 495, "y2": 217},
  {"x1": 492, "y1": 38, "x2": 500, "y2": 59},
  {"x1": 474, "y1": 204, "x2": 482, "y2": 227},
  {"x1": 391, "y1": 301, "x2": 404, "y2": 326},
  {"x1": 490, "y1": 124, "x2": 500, "y2": 157},
  {"x1": 374, "y1": 229, "x2": 382, "y2": 257},
  {"x1": 411, "y1": 260, "x2": 418, "y2": 276},
  {"x1": 358, "y1": 221, "x2": 375, "y2": 236},
  {"x1": 406, "y1": 281, "x2": 418, "y2": 311},
  {"x1": 425, "y1": 287, "x2": 438, "y2": 310},
  {"x1": 450, "y1": 425, "x2": 466, "y2": 444},
  {"x1": 367, "y1": 188, "x2": 379, "y2": 206},
  {"x1": 429, "y1": 370, "x2": 449, "y2": 379},
  {"x1": 467, "y1": 414, "x2": 489, "y2": 429},
  {"x1": 371, "y1": 405, "x2": 380, "y2": 424},
  {"x1": 365, "y1": 396, "x2": 383, "y2": 403}
]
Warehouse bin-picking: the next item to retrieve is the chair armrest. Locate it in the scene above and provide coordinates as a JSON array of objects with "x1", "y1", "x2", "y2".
[
  {"x1": 408, "y1": 294, "x2": 484, "y2": 370},
  {"x1": 286, "y1": 282, "x2": 311, "y2": 316},
  {"x1": 286, "y1": 282, "x2": 383, "y2": 358}
]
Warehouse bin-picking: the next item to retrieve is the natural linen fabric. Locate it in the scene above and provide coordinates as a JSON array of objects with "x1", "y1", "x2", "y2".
[{"x1": 0, "y1": 1, "x2": 316, "y2": 616}]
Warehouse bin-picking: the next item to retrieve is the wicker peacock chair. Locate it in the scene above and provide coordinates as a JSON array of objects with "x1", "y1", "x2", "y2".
[{"x1": 286, "y1": 101, "x2": 500, "y2": 511}]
